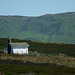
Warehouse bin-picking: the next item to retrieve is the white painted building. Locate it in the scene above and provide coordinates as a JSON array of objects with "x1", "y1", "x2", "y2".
[{"x1": 4, "y1": 39, "x2": 29, "y2": 54}]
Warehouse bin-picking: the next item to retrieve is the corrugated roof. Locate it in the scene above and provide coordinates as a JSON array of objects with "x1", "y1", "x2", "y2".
[{"x1": 10, "y1": 42, "x2": 29, "y2": 47}]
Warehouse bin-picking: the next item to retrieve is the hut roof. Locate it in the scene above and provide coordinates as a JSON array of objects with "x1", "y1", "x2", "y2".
[{"x1": 9, "y1": 42, "x2": 29, "y2": 47}]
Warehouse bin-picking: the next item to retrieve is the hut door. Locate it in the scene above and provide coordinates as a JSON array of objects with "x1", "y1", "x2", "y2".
[{"x1": 8, "y1": 44, "x2": 11, "y2": 54}]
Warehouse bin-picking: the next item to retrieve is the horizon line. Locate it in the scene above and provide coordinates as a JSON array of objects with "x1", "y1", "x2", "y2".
[{"x1": 0, "y1": 11, "x2": 75, "y2": 17}]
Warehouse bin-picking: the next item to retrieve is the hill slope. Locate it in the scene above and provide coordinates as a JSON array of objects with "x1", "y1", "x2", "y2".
[{"x1": 0, "y1": 12, "x2": 75, "y2": 44}]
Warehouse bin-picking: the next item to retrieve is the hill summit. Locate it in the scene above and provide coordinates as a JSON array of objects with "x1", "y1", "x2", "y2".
[{"x1": 0, "y1": 12, "x2": 75, "y2": 44}]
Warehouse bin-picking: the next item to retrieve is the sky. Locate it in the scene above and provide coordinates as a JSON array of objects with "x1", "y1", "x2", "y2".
[{"x1": 0, "y1": 0, "x2": 75, "y2": 16}]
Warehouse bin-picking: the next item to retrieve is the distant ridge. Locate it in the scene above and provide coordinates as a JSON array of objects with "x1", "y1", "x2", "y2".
[{"x1": 0, "y1": 12, "x2": 75, "y2": 44}]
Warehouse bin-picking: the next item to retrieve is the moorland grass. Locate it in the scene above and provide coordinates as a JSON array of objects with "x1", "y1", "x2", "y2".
[{"x1": 0, "y1": 63, "x2": 75, "y2": 75}]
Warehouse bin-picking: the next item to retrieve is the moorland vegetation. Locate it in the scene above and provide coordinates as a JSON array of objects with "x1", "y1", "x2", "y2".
[{"x1": 0, "y1": 38, "x2": 75, "y2": 75}]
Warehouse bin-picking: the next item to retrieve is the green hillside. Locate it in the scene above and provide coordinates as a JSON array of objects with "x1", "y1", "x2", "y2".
[{"x1": 0, "y1": 12, "x2": 75, "y2": 44}]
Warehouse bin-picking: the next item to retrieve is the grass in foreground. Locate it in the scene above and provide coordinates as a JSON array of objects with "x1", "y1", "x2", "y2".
[{"x1": 0, "y1": 63, "x2": 75, "y2": 75}]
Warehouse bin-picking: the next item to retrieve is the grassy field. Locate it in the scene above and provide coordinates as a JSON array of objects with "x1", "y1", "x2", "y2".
[
  {"x1": 0, "y1": 54, "x2": 75, "y2": 68},
  {"x1": 0, "y1": 63, "x2": 75, "y2": 75},
  {"x1": 0, "y1": 55, "x2": 75, "y2": 75},
  {"x1": 0, "y1": 38, "x2": 75, "y2": 75}
]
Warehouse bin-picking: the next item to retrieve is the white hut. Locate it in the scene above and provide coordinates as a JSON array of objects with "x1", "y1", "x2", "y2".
[{"x1": 4, "y1": 39, "x2": 29, "y2": 54}]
